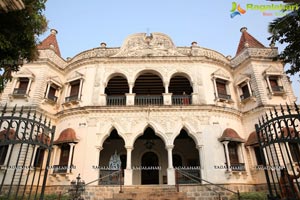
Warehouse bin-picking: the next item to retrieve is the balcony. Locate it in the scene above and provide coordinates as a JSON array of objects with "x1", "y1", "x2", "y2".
[
  {"x1": 240, "y1": 93, "x2": 250, "y2": 100},
  {"x1": 218, "y1": 93, "x2": 231, "y2": 101},
  {"x1": 65, "y1": 95, "x2": 80, "y2": 103},
  {"x1": 52, "y1": 165, "x2": 68, "y2": 174},
  {"x1": 230, "y1": 163, "x2": 245, "y2": 171},
  {"x1": 47, "y1": 95, "x2": 58, "y2": 103},
  {"x1": 272, "y1": 86, "x2": 284, "y2": 92},
  {"x1": 13, "y1": 88, "x2": 27, "y2": 95},
  {"x1": 135, "y1": 95, "x2": 163, "y2": 106},
  {"x1": 106, "y1": 95, "x2": 126, "y2": 106},
  {"x1": 172, "y1": 95, "x2": 192, "y2": 105}
]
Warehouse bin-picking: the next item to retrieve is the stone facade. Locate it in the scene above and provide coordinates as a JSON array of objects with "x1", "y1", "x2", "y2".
[{"x1": 0, "y1": 29, "x2": 297, "y2": 197}]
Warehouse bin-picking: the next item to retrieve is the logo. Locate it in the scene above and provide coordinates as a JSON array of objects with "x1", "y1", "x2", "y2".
[
  {"x1": 230, "y1": 2, "x2": 299, "y2": 18},
  {"x1": 230, "y1": 2, "x2": 246, "y2": 18}
]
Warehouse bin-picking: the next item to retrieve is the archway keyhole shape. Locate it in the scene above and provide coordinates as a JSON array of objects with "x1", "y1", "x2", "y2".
[
  {"x1": 105, "y1": 76, "x2": 129, "y2": 95},
  {"x1": 169, "y1": 75, "x2": 193, "y2": 95},
  {"x1": 133, "y1": 73, "x2": 164, "y2": 95}
]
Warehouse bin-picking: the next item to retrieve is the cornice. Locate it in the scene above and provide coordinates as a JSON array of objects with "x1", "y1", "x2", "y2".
[
  {"x1": 55, "y1": 104, "x2": 242, "y2": 119},
  {"x1": 231, "y1": 48, "x2": 278, "y2": 67}
]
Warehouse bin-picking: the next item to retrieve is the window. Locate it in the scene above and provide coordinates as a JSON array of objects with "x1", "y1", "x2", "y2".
[
  {"x1": 289, "y1": 142, "x2": 300, "y2": 163},
  {"x1": 65, "y1": 79, "x2": 82, "y2": 103},
  {"x1": 216, "y1": 79, "x2": 231, "y2": 100},
  {"x1": 34, "y1": 147, "x2": 45, "y2": 168},
  {"x1": 254, "y1": 146, "x2": 263, "y2": 165},
  {"x1": 45, "y1": 83, "x2": 60, "y2": 103},
  {"x1": 13, "y1": 78, "x2": 30, "y2": 96},
  {"x1": 0, "y1": 145, "x2": 8, "y2": 165},
  {"x1": 228, "y1": 142, "x2": 239, "y2": 165},
  {"x1": 266, "y1": 75, "x2": 285, "y2": 95},
  {"x1": 240, "y1": 83, "x2": 251, "y2": 100},
  {"x1": 223, "y1": 141, "x2": 245, "y2": 171}
]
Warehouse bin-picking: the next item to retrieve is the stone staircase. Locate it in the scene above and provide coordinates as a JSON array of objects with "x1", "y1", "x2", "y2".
[{"x1": 105, "y1": 186, "x2": 195, "y2": 200}]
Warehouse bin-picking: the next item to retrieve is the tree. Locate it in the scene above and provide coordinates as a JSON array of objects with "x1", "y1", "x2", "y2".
[
  {"x1": 0, "y1": 0, "x2": 48, "y2": 92},
  {"x1": 268, "y1": 5, "x2": 300, "y2": 76}
]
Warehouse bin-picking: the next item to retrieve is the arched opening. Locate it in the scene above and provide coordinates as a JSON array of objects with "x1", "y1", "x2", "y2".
[
  {"x1": 173, "y1": 129, "x2": 200, "y2": 183},
  {"x1": 133, "y1": 72, "x2": 164, "y2": 105},
  {"x1": 169, "y1": 75, "x2": 193, "y2": 105},
  {"x1": 99, "y1": 129, "x2": 126, "y2": 185},
  {"x1": 132, "y1": 127, "x2": 166, "y2": 185},
  {"x1": 105, "y1": 76, "x2": 129, "y2": 106}
]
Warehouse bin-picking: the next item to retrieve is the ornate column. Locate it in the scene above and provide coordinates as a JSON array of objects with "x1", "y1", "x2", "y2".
[
  {"x1": 67, "y1": 143, "x2": 75, "y2": 173},
  {"x1": 166, "y1": 145, "x2": 175, "y2": 185},
  {"x1": 164, "y1": 81, "x2": 169, "y2": 94},
  {"x1": 95, "y1": 146, "x2": 103, "y2": 182},
  {"x1": 124, "y1": 146, "x2": 133, "y2": 185},
  {"x1": 197, "y1": 145, "x2": 205, "y2": 181},
  {"x1": 50, "y1": 145, "x2": 59, "y2": 174},
  {"x1": 128, "y1": 82, "x2": 134, "y2": 94},
  {"x1": 222, "y1": 141, "x2": 231, "y2": 172}
]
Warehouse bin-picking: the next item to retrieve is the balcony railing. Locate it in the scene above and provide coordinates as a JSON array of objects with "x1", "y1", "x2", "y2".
[
  {"x1": 272, "y1": 86, "x2": 284, "y2": 92},
  {"x1": 218, "y1": 93, "x2": 231, "y2": 100},
  {"x1": 47, "y1": 95, "x2": 58, "y2": 102},
  {"x1": 230, "y1": 163, "x2": 245, "y2": 171},
  {"x1": 172, "y1": 95, "x2": 192, "y2": 105},
  {"x1": 52, "y1": 165, "x2": 68, "y2": 174},
  {"x1": 65, "y1": 95, "x2": 80, "y2": 102},
  {"x1": 106, "y1": 95, "x2": 126, "y2": 106},
  {"x1": 240, "y1": 93, "x2": 251, "y2": 100},
  {"x1": 135, "y1": 95, "x2": 163, "y2": 106},
  {"x1": 13, "y1": 88, "x2": 27, "y2": 95}
]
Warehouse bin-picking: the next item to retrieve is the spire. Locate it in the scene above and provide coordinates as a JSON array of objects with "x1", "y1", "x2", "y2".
[
  {"x1": 37, "y1": 29, "x2": 61, "y2": 57},
  {"x1": 236, "y1": 27, "x2": 265, "y2": 56}
]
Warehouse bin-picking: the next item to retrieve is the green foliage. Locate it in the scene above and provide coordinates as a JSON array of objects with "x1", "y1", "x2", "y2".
[
  {"x1": 231, "y1": 191, "x2": 268, "y2": 200},
  {"x1": 0, "y1": 0, "x2": 48, "y2": 92},
  {"x1": 268, "y1": 5, "x2": 300, "y2": 76}
]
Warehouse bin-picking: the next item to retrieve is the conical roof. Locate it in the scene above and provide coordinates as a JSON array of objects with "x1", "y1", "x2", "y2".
[{"x1": 37, "y1": 29, "x2": 61, "y2": 57}]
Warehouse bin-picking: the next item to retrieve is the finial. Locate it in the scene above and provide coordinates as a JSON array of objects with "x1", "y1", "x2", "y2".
[
  {"x1": 50, "y1": 29, "x2": 58, "y2": 35},
  {"x1": 240, "y1": 27, "x2": 247, "y2": 32}
]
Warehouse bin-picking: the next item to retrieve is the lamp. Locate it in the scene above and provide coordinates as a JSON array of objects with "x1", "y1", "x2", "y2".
[{"x1": 144, "y1": 140, "x2": 154, "y2": 149}]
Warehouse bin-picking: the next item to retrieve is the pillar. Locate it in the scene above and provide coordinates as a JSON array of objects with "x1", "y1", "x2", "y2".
[
  {"x1": 67, "y1": 143, "x2": 75, "y2": 173},
  {"x1": 166, "y1": 145, "x2": 175, "y2": 185},
  {"x1": 124, "y1": 146, "x2": 133, "y2": 185},
  {"x1": 197, "y1": 145, "x2": 205, "y2": 181},
  {"x1": 222, "y1": 141, "x2": 231, "y2": 172},
  {"x1": 129, "y1": 82, "x2": 134, "y2": 94}
]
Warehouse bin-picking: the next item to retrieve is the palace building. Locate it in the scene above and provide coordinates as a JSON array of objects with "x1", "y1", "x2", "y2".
[{"x1": 0, "y1": 27, "x2": 298, "y2": 199}]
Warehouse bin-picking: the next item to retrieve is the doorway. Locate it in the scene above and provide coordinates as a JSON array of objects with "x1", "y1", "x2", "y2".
[{"x1": 141, "y1": 152, "x2": 159, "y2": 184}]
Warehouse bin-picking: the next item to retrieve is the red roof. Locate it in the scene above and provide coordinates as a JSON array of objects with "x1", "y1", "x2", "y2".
[
  {"x1": 236, "y1": 27, "x2": 265, "y2": 56},
  {"x1": 245, "y1": 131, "x2": 259, "y2": 146},
  {"x1": 219, "y1": 128, "x2": 245, "y2": 143},
  {"x1": 53, "y1": 128, "x2": 79, "y2": 144},
  {"x1": 37, "y1": 29, "x2": 61, "y2": 57}
]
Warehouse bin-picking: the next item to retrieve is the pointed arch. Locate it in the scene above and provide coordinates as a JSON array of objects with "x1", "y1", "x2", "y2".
[
  {"x1": 171, "y1": 125, "x2": 199, "y2": 146},
  {"x1": 99, "y1": 124, "x2": 126, "y2": 146},
  {"x1": 132, "y1": 123, "x2": 167, "y2": 146}
]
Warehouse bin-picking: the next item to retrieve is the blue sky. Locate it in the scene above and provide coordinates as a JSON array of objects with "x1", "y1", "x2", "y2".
[{"x1": 40, "y1": 0, "x2": 299, "y2": 102}]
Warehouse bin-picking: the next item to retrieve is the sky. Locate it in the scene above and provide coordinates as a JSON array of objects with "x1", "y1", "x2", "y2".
[{"x1": 40, "y1": 0, "x2": 299, "y2": 102}]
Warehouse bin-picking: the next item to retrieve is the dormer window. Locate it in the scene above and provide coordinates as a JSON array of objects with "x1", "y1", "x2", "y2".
[
  {"x1": 12, "y1": 77, "x2": 32, "y2": 97},
  {"x1": 65, "y1": 79, "x2": 83, "y2": 103},
  {"x1": 264, "y1": 72, "x2": 285, "y2": 97},
  {"x1": 45, "y1": 83, "x2": 60, "y2": 103},
  {"x1": 215, "y1": 78, "x2": 231, "y2": 101},
  {"x1": 237, "y1": 79, "x2": 254, "y2": 102},
  {"x1": 268, "y1": 76, "x2": 284, "y2": 94}
]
